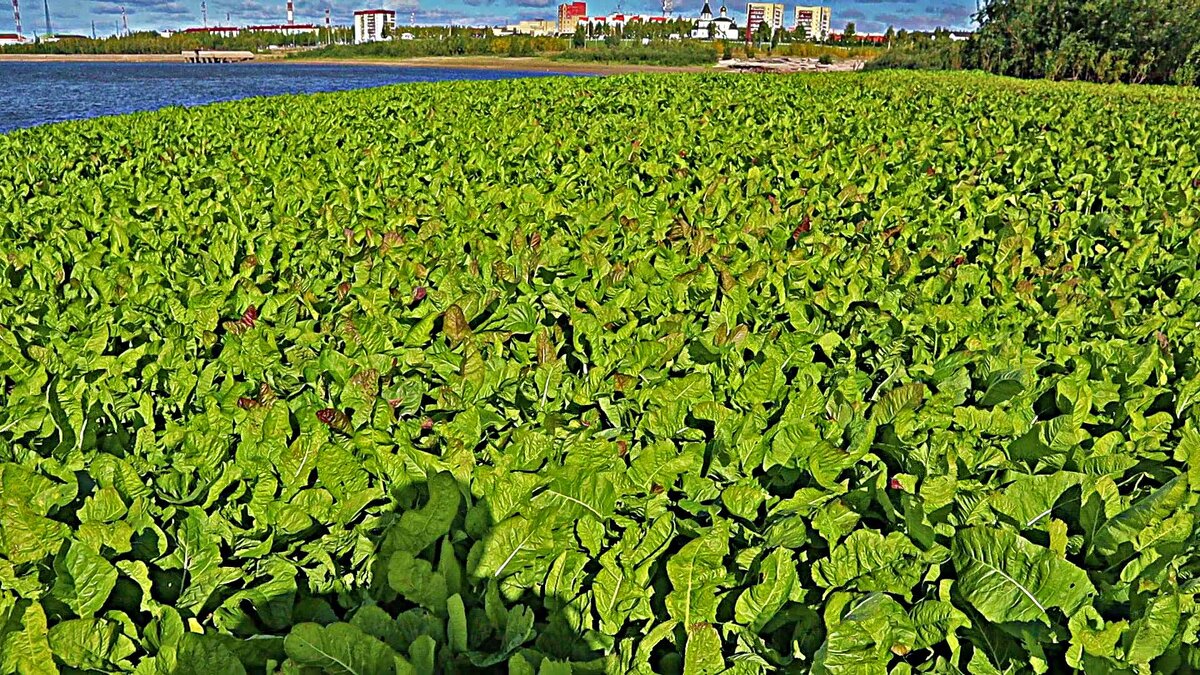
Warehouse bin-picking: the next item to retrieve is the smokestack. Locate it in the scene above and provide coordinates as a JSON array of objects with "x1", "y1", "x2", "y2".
[
  {"x1": 11, "y1": 0, "x2": 21, "y2": 37},
  {"x1": 286, "y1": 0, "x2": 293, "y2": 24},
  {"x1": 323, "y1": 6, "x2": 329, "y2": 28},
  {"x1": 120, "y1": 4, "x2": 127, "y2": 35},
  {"x1": 41, "y1": 0, "x2": 49, "y2": 35},
  {"x1": 201, "y1": 0, "x2": 206, "y2": 27}
]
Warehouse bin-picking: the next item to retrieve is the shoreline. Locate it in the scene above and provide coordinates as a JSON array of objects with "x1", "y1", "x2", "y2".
[
  {"x1": 0, "y1": 53, "x2": 714, "y2": 75},
  {"x1": 0, "y1": 53, "x2": 188, "y2": 62}
]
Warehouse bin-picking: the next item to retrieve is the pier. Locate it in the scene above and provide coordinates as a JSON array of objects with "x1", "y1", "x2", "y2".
[{"x1": 182, "y1": 50, "x2": 255, "y2": 63}]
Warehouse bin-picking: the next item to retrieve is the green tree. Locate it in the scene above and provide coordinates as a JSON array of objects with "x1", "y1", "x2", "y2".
[
  {"x1": 754, "y1": 19, "x2": 773, "y2": 45},
  {"x1": 572, "y1": 24, "x2": 586, "y2": 48},
  {"x1": 843, "y1": 21, "x2": 857, "y2": 43}
]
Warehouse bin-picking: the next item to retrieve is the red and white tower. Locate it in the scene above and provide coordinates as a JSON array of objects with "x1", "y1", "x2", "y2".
[
  {"x1": 11, "y1": 0, "x2": 21, "y2": 36},
  {"x1": 285, "y1": 0, "x2": 293, "y2": 24}
]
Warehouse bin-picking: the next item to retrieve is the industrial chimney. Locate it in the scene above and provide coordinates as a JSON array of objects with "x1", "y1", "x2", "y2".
[
  {"x1": 41, "y1": 0, "x2": 50, "y2": 35},
  {"x1": 11, "y1": 0, "x2": 21, "y2": 37},
  {"x1": 286, "y1": 0, "x2": 293, "y2": 24}
]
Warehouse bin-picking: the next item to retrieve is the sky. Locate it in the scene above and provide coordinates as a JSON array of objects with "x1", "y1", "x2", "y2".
[{"x1": 9, "y1": 0, "x2": 978, "y2": 39}]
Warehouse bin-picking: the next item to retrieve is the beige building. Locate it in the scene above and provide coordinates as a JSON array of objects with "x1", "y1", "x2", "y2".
[
  {"x1": 793, "y1": 5, "x2": 831, "y2": 40},
  {"x1": 745, "y1": 2, "x2": 785, "y2": 40},
  {"x1": 513, "y1": 19, "x2": 557, "y2": 36},
  {"x1": 557, "y1": 2, "x2": 587, "y2": 34}
]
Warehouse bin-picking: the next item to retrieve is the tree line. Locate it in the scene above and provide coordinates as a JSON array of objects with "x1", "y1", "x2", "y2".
[
  {"x1": 875, "y1": 0, "x2": 1200, "y2": 85},
  {"x1": 971, "y1": 0, "x2": 1200, "y2": 85}
]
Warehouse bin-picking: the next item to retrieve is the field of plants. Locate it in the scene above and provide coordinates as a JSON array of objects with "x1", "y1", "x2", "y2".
[{"x1": 1, "y1": 71, "x2": 1200, "y2": 673}]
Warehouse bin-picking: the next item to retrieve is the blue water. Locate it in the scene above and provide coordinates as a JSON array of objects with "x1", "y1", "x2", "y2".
[{"x1": 0, "y1": 61, "x2": 579, "y2": 132}]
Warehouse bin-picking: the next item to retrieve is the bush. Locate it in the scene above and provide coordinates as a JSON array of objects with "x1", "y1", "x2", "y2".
[
  {"x1": 553, "y1": 43, "x2": 717, "y2": 67},
  {"x1": 818, "y1": 54, "x2": 834, "y2": 65}
]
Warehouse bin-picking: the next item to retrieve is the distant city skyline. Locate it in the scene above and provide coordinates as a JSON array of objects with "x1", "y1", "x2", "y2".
[{"x1": 6, "y1": 0, "x2": 977, "y2": 38}]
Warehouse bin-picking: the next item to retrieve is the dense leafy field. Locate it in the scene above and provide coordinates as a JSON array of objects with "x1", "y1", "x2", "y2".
[{"x1": 2, "y1": 72, "x2": 1200, "y2": 674}]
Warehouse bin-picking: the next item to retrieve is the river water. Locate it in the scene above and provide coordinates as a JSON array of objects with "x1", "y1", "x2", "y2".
[{"x1": 0, "y1": 61, "x2": 578, "y2": 133}]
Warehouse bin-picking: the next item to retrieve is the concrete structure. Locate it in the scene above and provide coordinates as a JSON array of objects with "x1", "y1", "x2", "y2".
[
  {"x1": 182, "y1": 25, "x2": 240, "y2": 37},
  {"x1": 691, "y1": 1, "x2": 737, "y2": 40},
  {"x1": 183, "y1": 49, "x2": 254, "y2": 62},
  {"x1": 829, "y1": 31, "x2": 886, "y2": 44},
  {"x1": 557, "y1": 1, "x2": 585, "y2": 34},
  {"x1": 353, "y1": 8, "x2": 394, "y2": 43},
  {"x1": 792, "y1": 5, "x2": 830, "y2": 40},
  {"x1": 246, "y1": 23, "x2": 317, "y2": 35},
  {"x1": 512, "y1": 19, "x2": 555, "y2": 36},
  {"x1": 745, "y1": 2, "x2": 784, "y2": 41}
]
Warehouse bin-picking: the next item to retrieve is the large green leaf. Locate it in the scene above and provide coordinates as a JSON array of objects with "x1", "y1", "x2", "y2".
[
  {"x1": 952, "y1": 528, "x2": 1094, "y2": 625},
  {"x1": 284, "y1": 622, "x2": 404, "y2": 675}
]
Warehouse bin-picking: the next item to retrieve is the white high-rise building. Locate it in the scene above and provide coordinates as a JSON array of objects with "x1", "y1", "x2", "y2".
[{"x1": 353, "y1": 8, "x2": 394, "y2": 43}]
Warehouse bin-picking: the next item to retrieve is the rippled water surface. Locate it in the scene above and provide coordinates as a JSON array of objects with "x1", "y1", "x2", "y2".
[{"x1": 0, "y1": 61, "x2": 576, "y2": 132}]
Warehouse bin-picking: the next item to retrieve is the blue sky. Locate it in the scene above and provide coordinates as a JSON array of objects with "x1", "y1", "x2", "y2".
[{"x1": 10, "y1": 0, "x2": 977, "y2": 38}]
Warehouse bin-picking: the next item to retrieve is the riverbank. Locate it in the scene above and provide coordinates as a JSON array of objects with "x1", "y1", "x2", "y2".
[
  {"x1": 0, "y1": 52, "x2": 873, "y2": 75},
  {"x1": 0, "y1": 53, "x2": 187, "y2": 62},
  {"x1": 0, "y1": 52, "x2": 711, "y2": 74},
  {"x1": 286, "y1": 55, "x2": 716, "y2": 75}
]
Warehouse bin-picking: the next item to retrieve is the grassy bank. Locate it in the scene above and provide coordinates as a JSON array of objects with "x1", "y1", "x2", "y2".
[
  {"x1": 2, "y1": 72, "x2": 1200, "y2": 673},
  {"x1": 553, "y1": 43, "x2": 719, "y2": 67}
]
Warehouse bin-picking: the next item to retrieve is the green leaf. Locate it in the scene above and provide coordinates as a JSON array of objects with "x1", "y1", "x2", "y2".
[
  {"x1": 734, "y1": 548, "x2": 797, "y2": 632},
  {"x1": 682, "y1": 622, "x2": 724, "y2": 675},
  {"x1": 666, "y1": 525, "x2": 727, "y2": 625},
  {"x1": 0, "y1": 602, "x2": 56, "y2": 675},
  {"x1": 871, "y1": 383, "x2": 926, "y2": 424},
  {"x1": 381, "y1": 471, "x2": 462, "y2": 558},
  {"x1": 952, "y1": 527, "x2": 1094, "y2": 625},
  {"x1": 447, "y1": 594, "x2": 468, "y2": 654},
  {"x1": 1124, "y1": 589, "x2": 1181, "y2": 666},
  {"x1": 388, "y1": 551, "x2": 449, "y2": 615},
  {"x1": 174, "y1": 633, "x2": 249, "y2": 675},
  {"x1": 814, "y1": 593, "x2": 916, "y2": 674},
  {"x1": 47, "y1": 618, "x2": 137, "y2": 671},
  {"x1": 811, "y1": 530, "x2": 925, "y2": 599},
  {"x1": 51, "y1": 542, "x2": 118, "y2": 618},
  {"x1": 1092, "y1": 475, "x2": 1188, "y2": 557},
  {"x1": 284, "y1": 622, "x2": 403, "y2": 675}
]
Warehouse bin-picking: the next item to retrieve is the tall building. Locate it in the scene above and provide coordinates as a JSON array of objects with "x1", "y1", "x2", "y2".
[
  {"x1": 353, "y1": 8, "x2": 394, "y2": 43},
  {"x1": 793, "y1": 5, "x2": 830, "y2": 40},
  {"x1": 557, "y1": 2, "x2": 586, "y2": 34},
  {"x1": 745, "y1": 2, "x2": 784, "y2": 41}
]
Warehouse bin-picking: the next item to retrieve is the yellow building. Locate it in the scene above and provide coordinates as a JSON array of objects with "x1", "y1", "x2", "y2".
[
  {"x1": 514, "y1": 20, "x2": 557, "y2": 36},
  {"x1": 793, "y1": 5, "x2": 831, "y2": 40}
]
